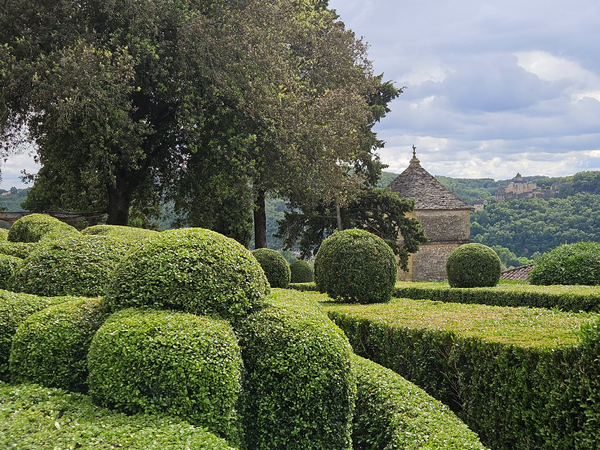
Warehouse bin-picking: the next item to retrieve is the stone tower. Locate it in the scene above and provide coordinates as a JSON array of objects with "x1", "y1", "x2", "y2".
[{"x1": 388, "y1": 149, "x2": 472, "y2": 281}]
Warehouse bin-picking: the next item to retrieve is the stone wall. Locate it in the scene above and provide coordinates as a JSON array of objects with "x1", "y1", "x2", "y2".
[{"x1": 398, "y1": 243, "x2": 462, "y2": 282}]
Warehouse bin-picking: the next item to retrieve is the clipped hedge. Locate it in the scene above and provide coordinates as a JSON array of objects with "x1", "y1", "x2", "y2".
[
  {"x1": 322, "y1": 293, "x2": 600, "y2": 450},
  {"x1": 0, "y1": 383, "x2": 237, "y2": 449},
  {"x1": 8, "y1": 214, "x2": 78, "y2": 243},
  {"x1": 0, "y1": 228, "x2": 7, "y2": 240},
  {"x1": 446, "y1": 243, "x2": 502, "y2": 288},
  {"x1": 0, "y1": 290, "x2": 71, "y2": 381},
  {"x1": 235, "y1": 289, "x2": 355, "y2": 450},
  {"x1": 103, "y1": 228, "x2": 269, "y2": 321},
  {"x1": 314, "y1": 229, "x2": 397, "y2": 303},
  {"x1": 9, "y1": 235, "x2": 133, "y2": 297},
  {"x1": 0, "y1": 254, "x2": 21, "y2": 289},
  {"x1": 251, "y1": 248, "x2": 291, "y2": 288},
  {"x1": 529, "y1": 241, "x2": 600, "y2": 286},
  {"x1": 82, "y1": 224, "x2": 158, "y2": 240},
  {"x1": 9, "y1": 297, "x2": 107, "y2": 393},
  {"x1": 0, "y1": 241, "x2": 37, "y2": 259},
  {"x1": 351, "y1": 355, "x2": 486, "y2": 450},
  {"x1": 88, "y1": 308, "x2": 242, "y2": 445},
  {"x1": 394, "y1": 282, "x2": 600, "y2": 313},
  {"x1": 289, "y1": 260, "x2": 314, "y2": 283}
]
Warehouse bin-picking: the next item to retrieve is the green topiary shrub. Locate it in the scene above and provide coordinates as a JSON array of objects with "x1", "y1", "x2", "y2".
[
  {"x1": 9, "y1": 297, "x2": 107, "y2": 393},
  {"x1": 251, "y1": 248, "x2": 291, "y2": 288},
  {"x1": 9, "y1": 235, "x2": 133, "y2": 297},
  {"x1": 0, "y1": 254, "x2": 21, "y2": 289},
  {"x1": 0, "y1": 228, "x2": 8, "y2": 241},
  {"x1": 289, "y1": 260, "x2": 314, "y2": 283},
  {"x1": 446, "y1": 243, "x2": 502, "y2": 288},
  {"x1": 103, "y1": 228, "x2": 269, "y2": 321},
  {"x1": 235, "y1": 290, "x2": 356, "y2": 450},
  {"x1": 82, "y1": 224, "x2": 158, "y2": 240},
  {"x1": 351, "y1": 354, "x2": 486, "y2": 450},
  {"x1": 88, "y1": 308, "x2": 242, "y2": 445},
  {"x1": 314, "y1": 229, "x2": 397, "y2": 303},
  {"x1": 529, "y1": 241, "x2": 600, "y2": 286},
  {"x1": 0, "y1": 241, "x2": 37, "y2": 259},
  {"x1": 0, "y1": 291, "x2": 70, "y2": 381},
  {"x1": 8, "y1": 214, "x2": 78, "y2": 243},
  {"x1": 0, "y1": 383, "x2": 237, "y2": 450}
]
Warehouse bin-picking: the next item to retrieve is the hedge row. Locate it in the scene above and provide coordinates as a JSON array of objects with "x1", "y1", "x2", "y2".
[
  {"x1": 0, "y1": 383, "x2": 236, "y2": 449},
  {"x1": 394, "y1": 281, "x2": 600, "y2": 312},
  {"x1": 319, "y1": 293, "x2": 600, "y2": 450},
  {"x1": 351, "y1": 354, "x2": 485, "y2": 450},
  {"x1": 0, "y1": 241, "x2": 37, "y2": 259}
]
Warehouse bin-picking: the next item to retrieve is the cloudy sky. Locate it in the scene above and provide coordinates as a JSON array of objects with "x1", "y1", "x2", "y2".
[
  {"x1": 329, "y1": 0, "x2": 600, "y2": 180},
  {"x1": 1, "y1": 0, "x2": 599, "y2": 189}
]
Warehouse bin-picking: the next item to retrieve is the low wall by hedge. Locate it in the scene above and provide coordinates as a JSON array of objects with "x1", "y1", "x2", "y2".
[
  {"x1": 0, "y1": 382, "x2": 237, "y2": 449},
  {"x1": 312, "y1": 291, "x2": 600, "y2": 450}
]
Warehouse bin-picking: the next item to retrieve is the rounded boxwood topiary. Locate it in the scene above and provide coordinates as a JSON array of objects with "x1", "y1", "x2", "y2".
[
  {"x1": 529, "y1": 241, "x2": 600, "y2": 286},
  {"x1": 81, "y1": 224, "x2": 158, "y2": 240},
  {"x1": 103, "y1": 228, "x2": 270, "y2": 321},
  {"x1": 289, "y1": 260, "x2": 314, "y2": 283},
  {"x1": 314, "y1": 229, "x2": 397, "y2": 303},
  {"x1": 251, "y1": 248, "x2": 291, "y2": 288},
  {"x1": 88, "y1": 308, "x2": 243, "y2": 444},
  {"x1": 0, "y1": 254, "x2": 21, "y2": 289},
  {"x1": 8, "y1": 214, "x2": 78, "y2": 243},
  {"x1": 9, "y1": 297, "x2": 107, "y2": 392},
  {"x1": 446, "y1": 243, "x2": 502, "y2": 288},
  {"x1": 0, "y1": 291, "x2": 70, "y2": 381},
  {"x1": 0, "y1": 228, "x2": 8, "y2": 241},
  {"x1": 235, "y1": 292, "x2": 356, "y2": 450},
  {"x1": 9, "y1": 235, "x2": 133, "y2": 297},
  {"x1": 0, "y1": 241, "x2": 37, "y2": 259}
]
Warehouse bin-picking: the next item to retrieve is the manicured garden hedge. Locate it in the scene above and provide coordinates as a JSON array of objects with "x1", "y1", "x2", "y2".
[
  {"x1": 235, "y1": 289, "x2": 355, "y2": 450},
  {"x1": 81, "y1": 224, "x2": 158, "y2": 240},
  {"x1": 0, "y1": 383, "x2": 237, "y2": 449},
  {"x1": 446, "y1": 243, "x2": 501, "y2": 288},
  {"x1": 529, "y1": 241, "x2": 600, "y2": 286},
  {"x1": 8, "y1": 214, "x2": 78, "y2": 243},
  {"x1": 319, "y1": 292, "x2": 600, "y2": 450},
  {"x1": 393, "y1": 281, "x2": 600, "y2": 313},
  {"x1": 9, "y1": 297, "x2": 107, "y2": 393},
  {"x1": 88, "y1": 308, "x2": 243, "y2": 445},
  {"x1": 289, "y1": 260, "x2": 314, "y2": 283},
  {"x1": 9, "y1": 235, "x2": 133, "y2": 297},
  {"x1": 0, "y1": 254, "x2": 21, "y2": 289},
  {"x1": 0, "y1": 241, "x2": 37, "y2": 259},
  {"x1": 0, "y1": 290, "x2": 72, "y2": 381},
  {"x1": 251, "y1": 248, "x2": 291, "y2": 288},
  {"x1": 103, "y1": 228, "x2": 269, "y2": 321},
  {"x1": 351, "y1": 354, "x2": 486, "y2": 449}
]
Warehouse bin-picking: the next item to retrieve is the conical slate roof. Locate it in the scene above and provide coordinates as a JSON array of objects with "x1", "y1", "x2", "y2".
[{"x1": 388, "y1": 154, "x2": 471, "y2": 211}]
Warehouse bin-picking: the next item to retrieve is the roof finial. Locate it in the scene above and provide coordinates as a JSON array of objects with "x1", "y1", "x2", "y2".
[{"x1": 412, "y1": 145, "x2": 417, "y2": 158}]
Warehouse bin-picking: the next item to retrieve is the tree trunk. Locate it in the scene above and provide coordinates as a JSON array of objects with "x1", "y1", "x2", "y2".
[
  {"x1": 336, "y1": 199, "x2": 344, "y2": 231},
  {"x1": 106, "y1": 173, "x2": 134, "y2": 225},
  {"x1": 254, "y1": 188, "x2": 267, "y2": 248}
]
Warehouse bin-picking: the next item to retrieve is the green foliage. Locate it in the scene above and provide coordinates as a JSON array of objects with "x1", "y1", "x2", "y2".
[
  {"x1": 289, "y1": 260, "x2": 314, "y2": 283},
  {"x1": 0, "y1": 188, "x2": 29, "y2": 212},
  {"x1": 103, "y1": 228, "x2": 269, "y2": 321},
  {"x1": 81, "y1": 224, "x2": 158, "y2": 240},
  {"x1": 0, "y1": 241, "x2": 37, "y2": 259},
  {"x1": 324, "y1": 296, "x2": 600, "y2": 450},
  {"x1": 235, "y1": 290, "x2": 356, "y2": 450},
  {"x1": 251, "y1": 248, "x2": 291, "y2": 289},
  {"x1": 9, "y1": 297, "x2": 107, "y2": 393},
  {"x1": 394, "y1": 282, "x2": 600, "y2": 313},
  {"x1": 314, "y1": 229, "x2": 397, "y2": 303},
  {"x1": 0, "y1": 254, "x2": 20, "y2": 289},
  {"x1": 351, "y1": 355, "x2": 486, "y2": 450},
  {"x1": 8, "y1": 214, "x2": 78, "y2": 243},
  {"x1": 0, "y1": 228, "x2": 7, "y2": 240},
  {"x1": 0, "y1": 383, "x2": 237, "y2": 449},
  {"x1": 9, "y1": 235, "x2": 133, "y2": 297},
  {"x1": 446, "y1": 243, "x2": 502, "y2": 288},
  {"x1": 529, "y1": 241, "x2": 600, "y2": 286},
  {"x1": 0, "y1": 291, "x2": 70, "y2": 381},
  {"x1": 88, "y1": 308, "x2": 242, "y2": 444},
  {"x1": 436, "y1": 176, "x2": 500, "y2": 204}
]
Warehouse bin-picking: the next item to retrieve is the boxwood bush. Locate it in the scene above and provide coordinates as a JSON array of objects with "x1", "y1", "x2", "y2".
[
  {"x1": 9, "y1": 297, "x2": 107, "y2": 393},
  {"x1": 0, "y1": 228, "x2": 7, "y2": 240},
  {"x1": 289, "y1": 260, "x2": 314, "y2": 283},
  {"x1": 9, "y1": 235, "x2": 133, "y2": 297},
  {"x1": 351, "y1": 355, "x2": 486, "y2": 449},
  {"x1": 8, "y1": 214, "x2": 78, "y2": 243},
  {"x1": 529, "y1": 241, "x2": 600, "y2": 286},
  {"x1": 82, "y1": 224, "x2": 158, "y2": 240},
  {"x1": 0, "y1": 254, "x2": 21, "y2": 289},
  {"x1": 0, "y1": 241, "x2": 37, "y2": 259},
  {"x1": 446, "y1": 243, "x2": 502, "y2": 288},
  {"x1": 88, "y1": 308, "x2": 243, "y2": 445},
  {"x1": 251, "y1": 248, "x2": 291, "y2": 288},
  {"x1": 0, "y1": 383, "x2": 237, "y2": 449},
  {"x1": 103, "y1": 228, "x2": 270, "y2": 321},
  {"x1": 314, "y1": 229, "x2": 397, "y2": 303},
  {"x1": 0, "y1": 291, "x2": 71, "y2": 381},
  {"x1": 235, "y1": 290, "x2": 355, "y2": 450}
]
